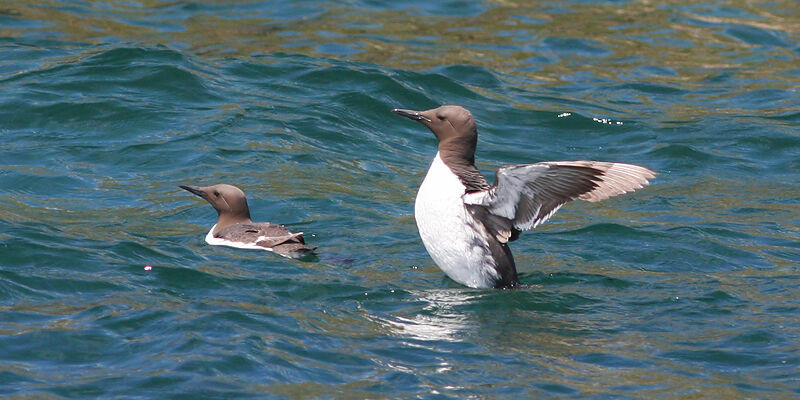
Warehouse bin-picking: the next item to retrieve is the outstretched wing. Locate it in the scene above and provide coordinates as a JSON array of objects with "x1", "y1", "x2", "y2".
[{"x1": 463, "y1": 161, "x2": 656, "y2": 243}]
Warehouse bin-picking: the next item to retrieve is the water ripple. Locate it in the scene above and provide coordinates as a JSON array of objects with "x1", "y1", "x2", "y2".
[{"x1": 0, "y1": 0, "x2": 798, "y2": 398}]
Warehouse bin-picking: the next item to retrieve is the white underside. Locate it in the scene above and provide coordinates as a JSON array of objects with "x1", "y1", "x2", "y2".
[
  {"x1": 415, "y1": 153, "x2": 498, "y2": 288},
  {"x1": 203, "y1": 224, "x2": 294, "y2": 258}
]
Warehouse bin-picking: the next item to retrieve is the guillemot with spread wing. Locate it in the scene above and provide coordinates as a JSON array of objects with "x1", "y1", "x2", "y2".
[
  {"x1": 179, "y1": 184, "x2": 316, "y2": 259},
  {"x1": 393, "y1": 105, "x2": 655, "y2": 289}
]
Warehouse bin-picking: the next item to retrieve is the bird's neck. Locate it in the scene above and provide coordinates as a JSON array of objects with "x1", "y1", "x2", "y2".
[
  {"x1": 436, "y1": 140, "x2": 490, "y2": 193},
  {"x1": 438, "y1": 136, "x2": 476, "y2": 165},
  {"x1": 213, "y1": 213, "x2": 253, "y2": 234}
]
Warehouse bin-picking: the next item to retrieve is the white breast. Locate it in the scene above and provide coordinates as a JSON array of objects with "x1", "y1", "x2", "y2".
[
  {"x1": 414, "y1": 153, "x2": 499, "y2": 288},
  {"x1": 204, "y1": 224, "x2": 279, "y2": 254}
]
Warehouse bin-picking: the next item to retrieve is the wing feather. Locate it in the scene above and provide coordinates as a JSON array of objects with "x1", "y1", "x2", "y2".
[
  {"x1": 463, "y1": 161, "x2": 655, "y2": 242},
  {"x1": 215, "y1": 222, "x2": 305, "y2": 247}
]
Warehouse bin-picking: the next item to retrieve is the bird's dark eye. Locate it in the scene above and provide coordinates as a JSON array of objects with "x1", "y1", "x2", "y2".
[
  {"x1": 437, "y1": 115, "x2": 446, "y2": 121},
  {"x1": 213, "y1": 191, "x2": 220, "y2": 197}
]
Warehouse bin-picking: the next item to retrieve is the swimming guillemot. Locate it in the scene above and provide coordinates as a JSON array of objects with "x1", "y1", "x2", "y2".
[
  {"x1": 393, "y1": 105, "x2": 656, "y2": 289},
  {"x1": 179, "y1": 183, "x2": 316, "y2": 258}
]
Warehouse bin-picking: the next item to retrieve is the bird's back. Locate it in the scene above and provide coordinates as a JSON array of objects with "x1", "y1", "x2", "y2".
[{"x1": 207, "y1": 222, "x2": 315, "y2": 258}]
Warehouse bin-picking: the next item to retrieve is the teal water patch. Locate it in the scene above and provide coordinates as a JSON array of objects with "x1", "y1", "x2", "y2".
[{"x1": 1, "y1": 0, "x2": 799, "y2": 398}]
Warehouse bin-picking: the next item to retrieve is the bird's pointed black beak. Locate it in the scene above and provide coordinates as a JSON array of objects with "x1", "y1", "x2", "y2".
[
  {"x1": 392, "y1": 108, "x2": 432, "y2": 123},
  {"x1": 179, "y1": 185, "x2": 208, "y2": 199}
]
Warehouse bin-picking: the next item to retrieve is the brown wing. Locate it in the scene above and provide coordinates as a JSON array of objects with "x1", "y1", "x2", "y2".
[{"x1": 215, "y1": 222, "x2": 305, "y2": 247}]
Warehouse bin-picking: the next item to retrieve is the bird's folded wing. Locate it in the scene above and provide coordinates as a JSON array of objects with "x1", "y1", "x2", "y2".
[
  {"x1": 463, "y1": 161, "x2": 656, "y2": 242},
  {"x1": 256, "y1": 232, "x2": 305, "y2": 248},
  {"x1": 215, "y1": 223, "x2": 306, "y2": 247}
]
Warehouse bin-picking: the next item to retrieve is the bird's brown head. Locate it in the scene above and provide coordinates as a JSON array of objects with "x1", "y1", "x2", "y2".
[
  {"x1": 393, "y1": 105, "x2": 479, "y2": 163},
  {"x1": 179, "y1": 183, "x2": 253, "y2": 229}
]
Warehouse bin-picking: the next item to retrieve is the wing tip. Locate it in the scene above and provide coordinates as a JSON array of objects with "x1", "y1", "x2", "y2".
[{"x1": 580, "y1": 162, "x2": 656, "y2": 202}]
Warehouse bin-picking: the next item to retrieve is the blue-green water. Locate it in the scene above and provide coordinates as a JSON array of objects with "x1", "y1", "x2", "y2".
[{"x1": 1, "y1": 1, "x2": 799, "y2": 398}]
